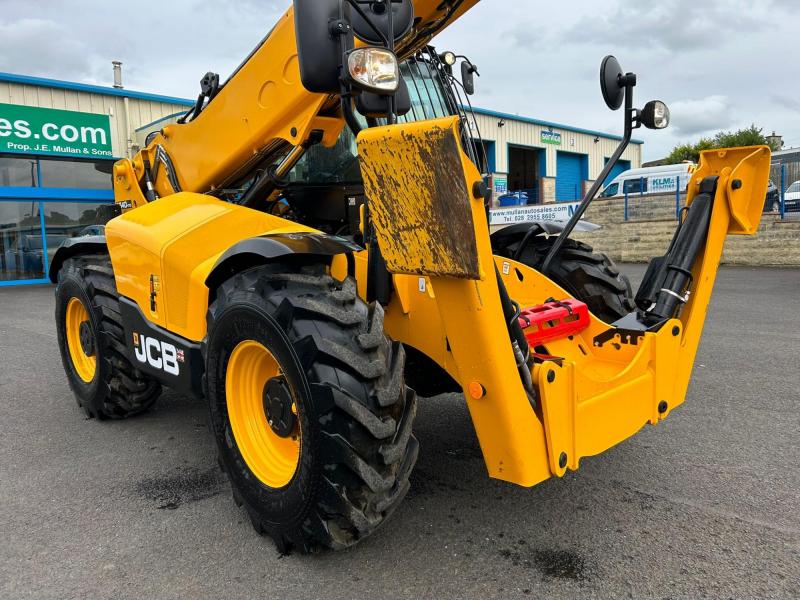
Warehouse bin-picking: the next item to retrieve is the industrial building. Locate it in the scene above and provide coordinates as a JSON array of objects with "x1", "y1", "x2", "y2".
[
  {"x1": 0, "y1": 69, "x2": 642, "y2": 286},
  {"x1": 470, "y1": 106, "x2": 643, "y2": 205},
  {"x1": 0, "y1": 70, "x2": 192, "y2": 286}
]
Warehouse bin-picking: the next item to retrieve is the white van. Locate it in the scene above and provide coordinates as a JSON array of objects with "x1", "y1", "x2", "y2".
[{"x1": 600, "y1": 163, "x2": 695, "y2": 198}]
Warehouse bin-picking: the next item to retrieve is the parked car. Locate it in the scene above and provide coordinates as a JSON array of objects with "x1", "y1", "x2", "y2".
[
  {"x1": 78, "y1": 224, "x2": 106, "y2": 237},
  {"x1": 600, "y1": 163, "x2": 695, "y2": 198},
  {"x1": 764, "y1": 180, "x2": 780, "y2": 212},
  {"x1": 785, "y1": 181, "x2": 800, "y2": 212}
]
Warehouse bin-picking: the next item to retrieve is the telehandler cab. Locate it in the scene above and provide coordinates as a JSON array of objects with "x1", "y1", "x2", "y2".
[{"x1": 51, "y1": 0, "x2": 770, "y2": 553}]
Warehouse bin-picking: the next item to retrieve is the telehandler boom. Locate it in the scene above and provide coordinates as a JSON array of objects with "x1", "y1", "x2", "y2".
[{"x1": 51, "y1": 0, "x2": 770, "y2": 552}]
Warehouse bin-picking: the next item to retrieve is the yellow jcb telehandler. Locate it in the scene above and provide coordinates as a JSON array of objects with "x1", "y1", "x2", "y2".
[{"x1": 51, "y1": 0, "x2": 770, "y2": 553}]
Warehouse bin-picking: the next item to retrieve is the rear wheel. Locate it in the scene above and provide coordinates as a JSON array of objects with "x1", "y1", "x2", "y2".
[
  {"x1": 206, "y1": 264, "x2": 417, "y2": 553},
  {"x1": 55, "y1": 255, "x2": 161, "y2": 419},
  {"x1": 493, "y1": 233, "x2": 635, "y2": 323}
]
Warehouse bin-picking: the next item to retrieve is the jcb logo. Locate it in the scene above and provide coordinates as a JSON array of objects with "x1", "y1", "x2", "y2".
[{"x1": 133, "y1": 332, "x2": 180, "y2": 376}]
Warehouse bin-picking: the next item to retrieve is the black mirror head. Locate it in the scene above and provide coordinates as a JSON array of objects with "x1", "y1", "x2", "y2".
[
  {"x1": 350, "y1": 0, "x2": 415, "y2": 45},
  {"x1": 461, "y1": 61, "x2": 475, "y2": 96},
  {"x1": 600, "y1": 55, "x2": 625, "y2": 110},
  {"x1": 294, "y1": 0, "x2": 341, "y2": 94}
]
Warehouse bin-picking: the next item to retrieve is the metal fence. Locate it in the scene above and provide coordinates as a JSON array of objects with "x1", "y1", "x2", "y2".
[
  {"x1": 621, "y1": 166, "x2": 800, "y2": 222},
  {"x1": 623, "y1": 176, "x2": 684, "y2": 222},
  {"x1": 770, "y1": 161, "x2": 800, "y2": 220}
]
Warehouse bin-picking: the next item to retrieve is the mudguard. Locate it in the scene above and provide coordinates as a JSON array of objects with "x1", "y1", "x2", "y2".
[
  {"x1": 48, "y1": 235, "x2": 108, "y2": 283},
  {"x1": 489, "y1": 219, "x2": 600, "y2": 248},
  {"x1": 205, "y1": 233, "x2": 361, "y2": 290}
]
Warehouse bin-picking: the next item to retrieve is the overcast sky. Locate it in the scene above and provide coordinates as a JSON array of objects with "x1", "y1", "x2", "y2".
[{"x1": 0, "y1": 0, "x2": 797, "y2": 160}]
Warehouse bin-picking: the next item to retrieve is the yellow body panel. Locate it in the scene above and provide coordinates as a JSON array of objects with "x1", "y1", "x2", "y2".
[{"x1": 104, "y1": 193, "x2": 314, "y2": 341}]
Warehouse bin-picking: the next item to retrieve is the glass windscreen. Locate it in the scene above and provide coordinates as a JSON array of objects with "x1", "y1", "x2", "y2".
[{"x1": 288, "y1": 60, "x2": 454, "y2": 186}]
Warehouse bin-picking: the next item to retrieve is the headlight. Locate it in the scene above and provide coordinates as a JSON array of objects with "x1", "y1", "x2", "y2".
[
  {"x1": 641, "y1": 100, "x2": 670, "y2": 130},
  {"x1": 346, "y1": 48, "x2": 399, "y2": 93}
]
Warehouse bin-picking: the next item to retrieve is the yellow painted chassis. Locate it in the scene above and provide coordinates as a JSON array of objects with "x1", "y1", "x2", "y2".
[{"x1": 105, "y1": 115, "x2": 770, "y2": 489}]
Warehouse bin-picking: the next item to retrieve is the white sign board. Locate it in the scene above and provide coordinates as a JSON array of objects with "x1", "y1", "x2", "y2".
[
  {"x1": 489, "y1": 202, "x2": 581, "y2": 226},
  {"x1": 649, "y1": 176, "x2": 680, "y2": 193}
]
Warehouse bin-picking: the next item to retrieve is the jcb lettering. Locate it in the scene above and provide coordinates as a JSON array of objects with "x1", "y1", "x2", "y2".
[{"x1": 133, "y1": 333, "x2": 180, "y2": 376}]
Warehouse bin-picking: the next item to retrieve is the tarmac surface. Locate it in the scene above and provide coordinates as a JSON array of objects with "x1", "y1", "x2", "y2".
[{"x1": 1, "y1": 265, "x2": 798, "y2": 599}]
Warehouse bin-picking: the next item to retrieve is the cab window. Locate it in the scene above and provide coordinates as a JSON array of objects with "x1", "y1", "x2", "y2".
[
  {"x1": 600, "y1": 183, "x2": 619, "y2": 197},
  {"x1": 623, "y1": 178, "x2": 647, "y2": 194}
]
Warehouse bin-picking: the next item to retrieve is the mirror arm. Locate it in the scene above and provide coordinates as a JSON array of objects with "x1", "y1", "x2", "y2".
[
  {"x1": 341, "y1": 96, "x2": 363, "y2": 136},
  {"x1": 540, "y1": 79, "x2": 635, "y2": 275}
]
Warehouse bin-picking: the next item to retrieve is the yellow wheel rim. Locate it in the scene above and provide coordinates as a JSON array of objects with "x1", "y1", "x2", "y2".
[
  {"x1": 65, "y1": 297, "x2": 97, "y2": 383},
  {"x1": 226, "y1": 341, "x2": 301, "y2": 488}
]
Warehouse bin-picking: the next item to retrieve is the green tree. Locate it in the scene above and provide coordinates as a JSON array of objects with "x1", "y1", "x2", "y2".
[{"x1": 665, "y1": 125, "x2": 779, "y2": 164}]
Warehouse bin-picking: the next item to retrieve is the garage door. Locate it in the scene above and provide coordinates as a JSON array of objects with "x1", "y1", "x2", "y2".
[
  {"x1": 604, "y1": 158, "x2": 631, "y2": 185},
  {"x1": 556, "y1": 152, "x2": 587, "y2": 202}
]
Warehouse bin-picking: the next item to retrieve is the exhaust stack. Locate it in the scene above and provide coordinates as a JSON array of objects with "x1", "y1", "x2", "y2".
[{"x1": 112, "y1": 61, "x2": 123, "y2": 89}]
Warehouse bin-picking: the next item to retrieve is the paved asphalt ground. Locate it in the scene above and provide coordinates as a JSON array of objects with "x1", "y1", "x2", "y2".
[{"x1": 1, "y1": 265, "x2": 798, "y2": 599}]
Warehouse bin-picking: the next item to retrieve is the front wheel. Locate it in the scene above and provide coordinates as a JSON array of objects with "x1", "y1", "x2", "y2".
[{"x1": 206, "y1": 264, "x2": 417, "y2": 553}]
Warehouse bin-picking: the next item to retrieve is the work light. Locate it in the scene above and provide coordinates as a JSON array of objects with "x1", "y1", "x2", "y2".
[
  {"x1": 346, "y1": 48, "x2": 400, "y2": 93},
  {"x1": 641, "y1": 100, "x2": 671, "y2": 130},
  {"x1": 440, "y1": 51, "x2": 457, "y2": 66}
]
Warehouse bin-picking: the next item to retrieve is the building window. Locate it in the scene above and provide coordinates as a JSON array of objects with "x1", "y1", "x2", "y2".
[
  {"x1": 42, "y1": 202, "x2": 114, "y2": 240},
  {"x1": 0, "y1": 201, "x2": 45, "y2": 281},
  {"x1": 39, "y1": 158, "x2": 113, "y2": 189},
  {"x1": 0, "y1": 155, "x2": 38, "y2": 187},
  {"x1": 0, "y1": 153, "x2": 115, "y2": 284}
]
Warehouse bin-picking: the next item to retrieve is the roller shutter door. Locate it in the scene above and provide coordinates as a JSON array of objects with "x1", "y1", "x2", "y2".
[
  {"x1": 556, "y1": 152, "x2": 584, "y2": 202},
  {"x1": 604, "y1": 158, "x2": 631, "y2": 184}
]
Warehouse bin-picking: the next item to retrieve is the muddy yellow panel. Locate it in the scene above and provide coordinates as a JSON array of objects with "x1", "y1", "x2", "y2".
[{"x1": 357, "y1": 116, "x2": 481, "y2": 279}]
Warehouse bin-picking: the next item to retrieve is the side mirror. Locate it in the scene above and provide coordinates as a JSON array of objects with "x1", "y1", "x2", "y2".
[
  {"x1": 600, "y1": 55, "x2": 625, "y2": 110},
  {"x1": 294, "y1": 0, "x2": 341, "y2": 93},
  {"x1": 461, "y1": 61, "x2": 476, "y2": 96}
]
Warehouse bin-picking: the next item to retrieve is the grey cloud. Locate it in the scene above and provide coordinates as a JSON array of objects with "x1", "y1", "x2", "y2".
[
  {"x1": 771, "y1": 94, "x2": 800, "y2": 112},
  {"x1": 563, "y1": 0, "x2": 766, "y2": 52},
  {"x1": 0, "y1": 18, "x2": 93, "y2": 80},
  {"x1": 668, "y1": 95, "x2": 736, "y2": 136}
]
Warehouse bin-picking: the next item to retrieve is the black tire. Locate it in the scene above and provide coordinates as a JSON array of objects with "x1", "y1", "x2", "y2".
[
  {"x1": 55, "y1": 254, "x2": 161, "y2": 419},
  {"x1": 494, "y1": 235, "x2": 635, "y2": 323},
  {"x1": 206, "y1": 264, "x2": 418, "y2": 553}
]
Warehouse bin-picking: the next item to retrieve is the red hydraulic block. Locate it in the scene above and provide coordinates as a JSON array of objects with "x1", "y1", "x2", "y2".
[{"x1": 517, "y1": 299, "x2": 590, "y2": 346}]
